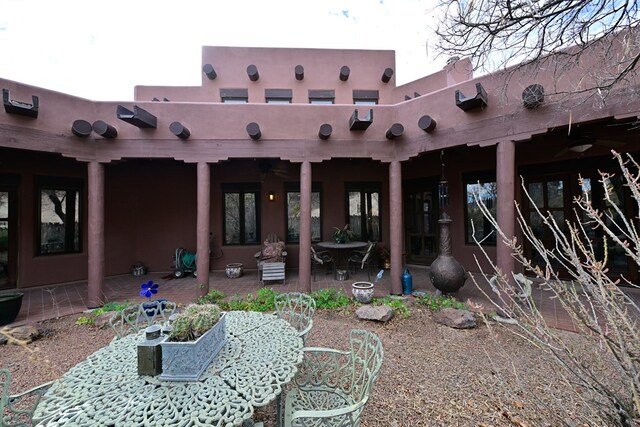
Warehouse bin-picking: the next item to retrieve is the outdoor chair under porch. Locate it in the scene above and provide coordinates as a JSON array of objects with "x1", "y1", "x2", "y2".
[
  {"x1": 348, "y1": 241, "x2": 376, "y2": 281},
  {"x1": 280, "y1": 329, "x2": 384, "y2": 427}
]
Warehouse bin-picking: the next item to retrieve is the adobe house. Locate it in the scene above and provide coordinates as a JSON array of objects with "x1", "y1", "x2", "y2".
[{"x1": 1, "y1": 37, "x2": 639, "y2": 307}]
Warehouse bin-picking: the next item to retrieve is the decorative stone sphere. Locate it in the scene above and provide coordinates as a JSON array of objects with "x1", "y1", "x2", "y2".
[
  {"x1": 225, "y1": 263, "x2": 243, "y2": 279},
  {"x1": 352, "y1": 282, "x2": 374, "y2": 304}
]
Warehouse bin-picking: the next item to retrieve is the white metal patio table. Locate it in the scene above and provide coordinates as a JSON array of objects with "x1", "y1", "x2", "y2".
[{"x1": 33, "y1": 311, "x2": 303, "y2": 426}]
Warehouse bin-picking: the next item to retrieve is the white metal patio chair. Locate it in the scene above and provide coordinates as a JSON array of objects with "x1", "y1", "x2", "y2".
[
  {"x1": 281, "y1": 329, "x2": 384, "y2": 427},
  {"x1": 274, "y1": 292, "x2": 316, "y2": 343},
  {"x1": 109, "y1": 300, "x2": 177, "y2": 339},
  {"x1": 1, "y1": 368, "x2": 52, "y2": 427}
]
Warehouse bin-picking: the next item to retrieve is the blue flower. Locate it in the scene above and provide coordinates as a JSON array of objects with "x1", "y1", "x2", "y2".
[{"x1": 140, "y1": 280, "x2": 159, "y2": 298}]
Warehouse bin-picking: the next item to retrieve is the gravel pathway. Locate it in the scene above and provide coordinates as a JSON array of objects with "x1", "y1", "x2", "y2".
[{"x1": 1, "y1": 305, "x2": 598, "y2": 426}]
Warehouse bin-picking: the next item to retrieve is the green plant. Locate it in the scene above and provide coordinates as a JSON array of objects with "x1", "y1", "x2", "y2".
[
  {"x1": 215, "y1": 288, "x2": 277, "y2": 312},
  {"x1": 75, "y1": 300, "x2": 129, "y2": 326},
  {"x1": 93, "y1": 301, "x2": 129, "y2": 316},
  {"x1": 417, "y1": 294, "x2": 465, "y2": 311},
  {"x1": 333, "y1": 224, "x2": 355, "y2": 243},
  {"x1": 374, "y1": 297, "x2": 411, "y2": 318},
  {"x1": 311, "y1": 288, "x2": 352, "y2": 310},
  {"x1": 196, "y1": 289, "x2": 226, "y2": 305},
  {"x1": 75, "y1": 316, "x2": 95, "y2": 326},
  {"x1": 169, "y1": 303, "x2": 221, "y2": 342}
]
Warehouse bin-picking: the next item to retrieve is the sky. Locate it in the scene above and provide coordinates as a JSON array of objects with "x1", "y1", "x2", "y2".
[{"x1": 0, "y1": 0, "x2": 442, "y2": 101}]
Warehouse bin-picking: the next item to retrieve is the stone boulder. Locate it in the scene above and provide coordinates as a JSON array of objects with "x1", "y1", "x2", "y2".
[
  {"x1": 355, "y1": 305, "x2": 394, "y2": 322},
  {"x1": 433, "y1": 308, "x2": 477, "y2": 329},
  {"x1": 7, "y1": 324, "x2": 42, "y2": 343}
]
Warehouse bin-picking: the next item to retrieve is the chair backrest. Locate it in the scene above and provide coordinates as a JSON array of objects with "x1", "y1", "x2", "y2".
[
  {"x1": 348, "y1": 329, "x2": 384, "y2": 404},
  {"x1": 310, "y1": 247, "x2": 324, "y2": 264},
  {"x1": 1, "y1": 368, "x2": 51, "y2": 425},
  {"x1": 265, "y1": 233, "x2": 279, "y2": 243},
  {"x1": 274, "y1": 292, "x2": 316, "y2": 342},
  {"x1": 359, "y1": 241, "x2": 376, "y2": 268},
  {"x1": 109, "y1": 301, "x2": 177, "y2": 339}
]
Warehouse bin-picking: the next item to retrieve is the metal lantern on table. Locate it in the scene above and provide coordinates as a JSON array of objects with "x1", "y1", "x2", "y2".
[{"x1": 429, "y1": 151, "x2": 466, "y2": 294}]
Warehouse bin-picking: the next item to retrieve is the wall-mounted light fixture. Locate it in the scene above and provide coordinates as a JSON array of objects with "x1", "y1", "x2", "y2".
[{"x1": 268, "y1": 192, "x2": 275, "y2": 202}]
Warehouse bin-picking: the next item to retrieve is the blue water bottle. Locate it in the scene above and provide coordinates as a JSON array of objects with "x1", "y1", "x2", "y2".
[{"x1": 401, "y1": 268, "x2": 413, "y2": 295}]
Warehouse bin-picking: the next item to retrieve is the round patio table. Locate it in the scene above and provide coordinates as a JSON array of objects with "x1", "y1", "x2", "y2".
[
  {"x1": 33, "y1": 311, "x2": 303, "y2": 426},
  {"x1": 317, "y1": 241, "x2": 368, "y2": 279}
]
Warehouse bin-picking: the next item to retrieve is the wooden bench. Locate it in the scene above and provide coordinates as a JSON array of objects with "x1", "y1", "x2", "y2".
[{"x1": 261, "y1": 262, "x2": 285, "y2": 285}]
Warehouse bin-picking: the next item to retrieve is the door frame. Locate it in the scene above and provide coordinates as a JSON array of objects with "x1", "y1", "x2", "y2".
[{"x1": 0, "y1": 174, "x2": 19, "y2": 290}]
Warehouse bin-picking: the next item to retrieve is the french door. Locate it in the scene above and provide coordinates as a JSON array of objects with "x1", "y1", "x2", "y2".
[
  {"x1": 0, "y1": 181, "x2": 18, "y2": 289},
  {"x1": 404, "y1": 179, "x2": 438, "y2": 265}
]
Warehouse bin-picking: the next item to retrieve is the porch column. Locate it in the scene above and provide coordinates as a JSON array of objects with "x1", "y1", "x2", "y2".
[
  {"x1": 299, "y1": 161, "x2": 312, "y2": 292},
  {"x1": 87, "y1": 161, "x2": 105, "y2": 308},
  {"x1": 196, "y1": 162, "x2": 210, "y2": 297},
  {"x1": 496, "y1": 140, "x2": 516, "y2": 299},
  {"x1": 389, "y1": 161, "x2": 403, "y2": 295}
]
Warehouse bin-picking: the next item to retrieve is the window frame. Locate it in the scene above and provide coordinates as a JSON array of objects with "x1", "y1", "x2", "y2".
[
  {"x1": 463, "y1": 172, "x2": 497, "y2": 246},
  {"x1": 265, "y1": 89, "x2": 292, "y2": 104},
  {"x1": 344, "y1": 182, "x2": 382, "y2": 242},
  {"x1": 222, "y1": 183, "x2": 261, "y2": 246},
  {"x1": 308, "y1": 89, "x2": 335, "y2": 104},
  {"x1": 284, "y1": 182, "x2": 322, "y2": 244},
  {"x1": 352, "y1": 89, "x2": 379, "y2": 105},
  {"x1": 220, "y1": 88, "x2": 249, "y2": 104},
  {"x1": 35, "y1": 176, "x2": 83, "y2": 256}
]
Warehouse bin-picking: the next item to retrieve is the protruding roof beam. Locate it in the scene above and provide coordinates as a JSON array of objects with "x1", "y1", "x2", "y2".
[
  {"x1": 247, "y1": 64, "x2": 259, "y2": 81},
  {"x1": 522, "y1": 84, "x2": 544, "y2": 109},
  {"x1": 385, "y1": 123, "x2": 404, "y2": 140},
  {"x1": 203, "y1": 64, "x2": 217, "y2": 80},
  {"x1": 295, "y1": 65, "x2": 304, "y2": 80},
  {"x1": 318, "y1": 123, "x2": 332, "y2": 140},
  {"x1": 381, "y1": 68, "x2": 394, "y2": 83},
  {"x1": 92, "y1": 120, "x2": 117, "y2": 139},
  {"x1": 247, "y1": 122, "x2": 261, "y2": 140},
  {"x1": 170, "y1": 121, "x2": 190, "y2": 140},
  {"x1": 418, "y1": 115, "x2": 437, "y2": 133},
  {"x1": 71, "y1": 120, "x2": 92, "y2": 137},
  {"x1": 339, "y1": 66, "x2": 350, "y2": 81}
]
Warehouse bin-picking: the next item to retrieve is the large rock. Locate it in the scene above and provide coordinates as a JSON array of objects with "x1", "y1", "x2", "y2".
[
  {"x1": 7, "y1": 324, "x2": 42, "y2": 343},
  {"x1": 433, "y1": 308, "x2": 477, "y2": 329},
  {"x1": 356, "y1": 305, "x2": 394, "y2": 322}
]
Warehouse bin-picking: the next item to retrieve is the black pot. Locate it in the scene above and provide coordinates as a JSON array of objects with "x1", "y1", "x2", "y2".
[{"x1": 0, "y1": 293, "x2": 24, "y2": 326}]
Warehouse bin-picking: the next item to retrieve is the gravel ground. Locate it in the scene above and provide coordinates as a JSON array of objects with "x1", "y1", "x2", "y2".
[{"x1": 1, "y1": 303, "x2": 601, "y2": 426}]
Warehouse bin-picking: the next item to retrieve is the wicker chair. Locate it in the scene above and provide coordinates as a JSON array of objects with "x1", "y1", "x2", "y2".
[
  {"x1": 1, "y1": 368, "x2": 52, "y2": 426},
  {"x1": 281, "y1": 329, "x2": 384, "y2": 427},
  {"x1": 274, "y1": 292, "x2": 316, "y2": 344}
]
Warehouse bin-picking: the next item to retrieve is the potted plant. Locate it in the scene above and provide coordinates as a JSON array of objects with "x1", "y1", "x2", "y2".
[
  {"x1": 0, "y1": 293, "x2": 24, "y2": 326},
  {"x1": 159, "y1": 303, "x2": 227, "y2": 381},
  {"x1": 333, "y1": 224, "x2": 355, "y2": 244}
]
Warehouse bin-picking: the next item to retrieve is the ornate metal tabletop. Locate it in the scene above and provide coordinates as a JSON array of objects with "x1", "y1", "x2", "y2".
[{"x1": 33, "y1": 311, "x2": 303, "y2": 426}]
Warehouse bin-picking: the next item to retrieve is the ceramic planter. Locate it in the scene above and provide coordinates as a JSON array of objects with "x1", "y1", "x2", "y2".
[
  {"x1": 0, "y1": 293, "x2": 24, "y2": 326},
  {"x1": 159, "y1": 312, "x2": 227, "y2": 381},
  {"x1": 351, "y1": 282, "x2": 374, "y2": 304},
  {"x1": 225, "y1": 263, "x2": 243, "y2": 279}
]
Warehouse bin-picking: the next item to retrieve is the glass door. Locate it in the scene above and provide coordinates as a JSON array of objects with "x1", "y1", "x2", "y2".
[
  {"x1": 404, "y1": 179, "x2": 438, "y2": 265},
  {"x1": 0, "y1": 185, "x2": 17, "y2": 289}
]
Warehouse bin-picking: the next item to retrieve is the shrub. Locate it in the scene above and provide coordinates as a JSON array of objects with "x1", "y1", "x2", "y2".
[
  {"x1": 375, "y1": 296, "x2": 411, "y2": 318},
  {"x1": 471, "y1": 151, "x2": 640, "y2": 426},
  {"x1": 196, "y1": 289, "x2": 226, "y2": 305}
]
